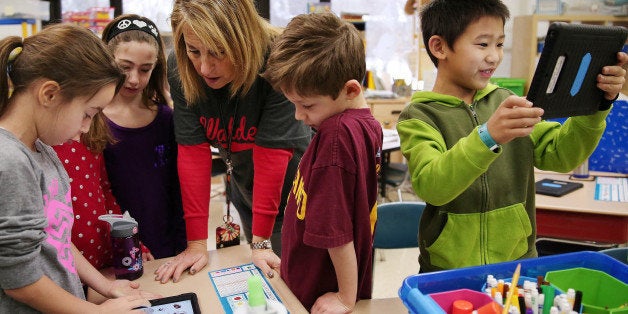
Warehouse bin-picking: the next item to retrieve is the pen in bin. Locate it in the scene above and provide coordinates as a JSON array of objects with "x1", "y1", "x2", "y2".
[
  {"x1": 502, "y1": 263, "x2": 521, "y2": 314},
  {"x1": 572, "y1": 290, "x2": 582, "y2": 313}
]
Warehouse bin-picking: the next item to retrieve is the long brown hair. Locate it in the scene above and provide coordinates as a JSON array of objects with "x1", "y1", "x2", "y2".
[
  {"x1": 80, "y1": 111, "x2": 116, "y2": 153},
  {"x1": 0, "y1": 23, "x2": 124, "y2": 117}
]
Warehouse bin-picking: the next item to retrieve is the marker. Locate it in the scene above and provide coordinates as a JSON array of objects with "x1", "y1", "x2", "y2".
[
  {"x1": 572, "y1": 290, "x2": 583, "y2": 313},
  {"x1": 487, "y1": 275, "x2": 498, "y2": 288},
  {"x1": 502, "y1": 264, "x2": 521, "y2": 314},
  {"x1": 247, "y1": 275, "x2": 270, "y2": 314},
  {"x1": 531, "y1": 289, "x2": 539, "y2": 314},
  {"x1": 566, "y1": 289, "x2": 575, "y2": 309},
  {"x1": 518, "y1": 296, "x2": 526, "y2": 314},
  {"x1": 495, "y1": 292, "x2": 504, "y2": 305},
  {"x1": 525, "y1": 292, "x2": 533, "y2": 309},
  {"x1": 542, "y1": 285, "x2": 555, "y2": 314}
]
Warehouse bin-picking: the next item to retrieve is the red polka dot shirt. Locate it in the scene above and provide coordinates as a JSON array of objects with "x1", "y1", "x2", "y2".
[{"x1": 54, "y1": 140, "x2": 121, "y2": 270}]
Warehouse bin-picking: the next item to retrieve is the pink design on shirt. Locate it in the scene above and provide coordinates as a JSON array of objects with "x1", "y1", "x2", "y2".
[{"x1": 43, "y1": 179, "x2": 77, "y2": 274}]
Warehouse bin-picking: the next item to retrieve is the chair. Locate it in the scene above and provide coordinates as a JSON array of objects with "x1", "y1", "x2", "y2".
[
  {"x1": 373, "y1": 201, "x2": 425, "y2": 261},
  {"x1": 381, "y1": 162, "x2": 408, "y2": 202},
  {"x1": 599, "y1": 247, "x2": 628, "y2": 265}
]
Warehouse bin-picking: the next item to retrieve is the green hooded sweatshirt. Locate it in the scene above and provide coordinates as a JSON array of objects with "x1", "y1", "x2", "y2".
[{"x1": 396, "y1": 84, "x2": 609, "y2": 272}]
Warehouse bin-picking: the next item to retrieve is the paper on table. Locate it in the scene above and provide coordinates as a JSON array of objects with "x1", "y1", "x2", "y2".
[
  {"x1": 208, "y1": 263, "x2": 284, "y2": 314},
  {"x1": 382, "y1": 128, "x2": 400, "y2": 151},
  {"x1": 595, "y1": 177, "x2": 627, "y2": 202}
]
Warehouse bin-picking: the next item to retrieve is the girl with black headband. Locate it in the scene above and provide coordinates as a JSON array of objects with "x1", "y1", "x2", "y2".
[{"x1": 100, "y1": 14, "x2": 188, "y2": 260}]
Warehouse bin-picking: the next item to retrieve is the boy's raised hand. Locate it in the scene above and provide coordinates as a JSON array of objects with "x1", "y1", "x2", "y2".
[
  {"x1": 486, "y1": 95, "x2": 544, "y2": 145},
  {"x1": 598, "y1": 51, "x2": 628, "y2": 101}
]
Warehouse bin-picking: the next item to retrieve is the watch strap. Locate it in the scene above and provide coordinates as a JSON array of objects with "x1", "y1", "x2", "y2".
[
  {"x1": 250, "y1": 240, "x2": 272, "y2": 250},
  {"x1": 478, "y1": 123, "x2": 500, "y2": 152}
]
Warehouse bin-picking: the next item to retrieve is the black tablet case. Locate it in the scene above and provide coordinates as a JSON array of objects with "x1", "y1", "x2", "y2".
[
  {"x1": 527, "y1": 22, "x2": 628, "y2": 119},
  {"x1": 146, "y1": 292, "x2": 201, "y2": 314},
  {"x1": 535, "y1": 178, "x2": 584, "y2": 197}
]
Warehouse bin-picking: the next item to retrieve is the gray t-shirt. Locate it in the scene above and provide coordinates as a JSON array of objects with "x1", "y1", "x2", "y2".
[{"x1": 0, "y1": 129, "x2": 84, "y2": 313}]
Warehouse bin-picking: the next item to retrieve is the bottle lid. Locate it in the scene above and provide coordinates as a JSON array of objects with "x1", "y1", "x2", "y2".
[
  {"x1": 99, "y1": 213, "x2": 138, "y2": 238},
  {"x1": 111, "y1": 220, "x2": 138, "y2": 238},
  {"x1": 452, "y1": 299, "x2": 473, "y2": 314}
]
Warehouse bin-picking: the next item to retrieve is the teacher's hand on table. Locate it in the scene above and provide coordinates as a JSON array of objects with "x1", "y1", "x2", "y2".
[
  {"x1": 154, "y1": 240, "x2": 209, "y2": 283},
  {"x1": 251, "y1": 248, "x2": 281, "y2": 279}
]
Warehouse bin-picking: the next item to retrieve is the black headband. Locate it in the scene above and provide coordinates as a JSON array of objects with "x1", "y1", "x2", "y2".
[{"x1": 105, "y1": 18, "x2": 160, "y2": 42}]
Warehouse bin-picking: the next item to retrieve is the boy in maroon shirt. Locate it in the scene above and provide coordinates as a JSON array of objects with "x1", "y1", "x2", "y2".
[{"x1": 262, "y1": 13, "x2": 382, "y2": 313}]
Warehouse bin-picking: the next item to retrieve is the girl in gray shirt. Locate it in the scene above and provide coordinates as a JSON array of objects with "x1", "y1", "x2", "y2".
[{"x1": 0, "y1": 24, "x2": 154, "y2": 313}]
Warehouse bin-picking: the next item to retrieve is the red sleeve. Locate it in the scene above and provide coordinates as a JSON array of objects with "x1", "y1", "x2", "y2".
[
  {"x1": 100, "y1": 154, "x2": 122, "y2": 215},
  {"x1": 178, "y1": 143, "x2": 213, "y2": 241},
  {"x1": 252, "y1": 145, "x2": 293, "y2": 238}
]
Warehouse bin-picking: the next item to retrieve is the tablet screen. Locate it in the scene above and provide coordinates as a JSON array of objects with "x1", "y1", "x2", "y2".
[{"x1": 141, "y1": 293, "x2": 201, "y2": 314}]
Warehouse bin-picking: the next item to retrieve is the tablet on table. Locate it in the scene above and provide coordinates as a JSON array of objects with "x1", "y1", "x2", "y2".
[{"x1": 141, "y1": 292, "x2": 201, "y2": 314}]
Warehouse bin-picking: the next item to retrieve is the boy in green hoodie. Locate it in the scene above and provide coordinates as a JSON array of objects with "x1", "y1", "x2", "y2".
[{"x1": 397, "y1": 0, "x2": 628, "y2": 273}]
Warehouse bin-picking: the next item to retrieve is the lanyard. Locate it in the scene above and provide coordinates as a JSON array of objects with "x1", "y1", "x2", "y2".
[{"x1": 218, "y1": 99, "x2": 238, "y2": 224}]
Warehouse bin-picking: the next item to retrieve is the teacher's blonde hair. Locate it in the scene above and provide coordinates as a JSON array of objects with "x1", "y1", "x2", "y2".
[{"x1": 170, "y1": 0, "x2": 280, "y2": 103}]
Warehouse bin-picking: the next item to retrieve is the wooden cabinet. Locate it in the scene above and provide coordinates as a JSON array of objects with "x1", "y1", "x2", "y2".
[
  {"x1": 511, "y1": 14, "x2": 628, "y2": 95},
  {"x1": 368, "y1": 98, "x2": 408, "y2": 129}
]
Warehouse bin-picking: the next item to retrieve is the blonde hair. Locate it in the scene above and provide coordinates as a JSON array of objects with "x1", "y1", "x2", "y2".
[
  {"x1": 101, "y1": 14, "x2": 169, "y2": 107},
  {"x1": 170, "y1": 0, "x2": 279, "y2": 102},
  {"x1": 0, "y1": 24, "x2": 124, "y2": 117},
  {"x1": 263, "y1": 13, "x2": 366, "y2": 100}
]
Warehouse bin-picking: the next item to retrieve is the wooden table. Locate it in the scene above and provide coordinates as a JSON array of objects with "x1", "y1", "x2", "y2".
[
  {"x1": 534, "y1": 170, "x2": 628, "y2": 245},
  {"x1": 355, "y1": 297, "x2": 407, "y2": 313},
  {"x1": 135, "y1": 245, "x2": 307, "y2": 313},
  {"x1": 91, "y1": 244, "x2": 409, "y2": 313}
]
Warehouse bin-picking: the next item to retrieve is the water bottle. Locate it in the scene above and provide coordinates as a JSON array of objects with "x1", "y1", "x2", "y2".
[
  {"x1": 572, "y1": 158, "x2": 590, "y2": 180},
  {"x1": 99, "y1": 213, "x2": 143, "y2": 280}
]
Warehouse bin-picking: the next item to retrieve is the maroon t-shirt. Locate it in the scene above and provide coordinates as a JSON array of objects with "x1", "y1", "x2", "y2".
[{"x1": 280, "y1": 108, "x2": 382, "y2": 310}]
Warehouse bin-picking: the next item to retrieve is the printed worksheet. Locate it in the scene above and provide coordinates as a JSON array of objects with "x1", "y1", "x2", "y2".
[
  {"x1": 208, "y1": 263, "x2": 285, "y2": 314},
  {"x1": 595, "y1": 177, "x2": 627, "y2": 202}
]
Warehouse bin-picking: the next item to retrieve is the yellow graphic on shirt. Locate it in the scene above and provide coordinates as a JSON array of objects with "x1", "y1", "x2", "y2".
[
  {"x1": 370, "y1": 202, "x2": 377, "y2": 234},
  {"x1": 292, "y1": 169, "x2": 307, "y2": 220},
  {"x1": 291, "y1": 165, "x2": 379, "y2": 232}
]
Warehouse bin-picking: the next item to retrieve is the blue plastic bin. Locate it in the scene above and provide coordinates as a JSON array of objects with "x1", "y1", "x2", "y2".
[{"x1": 399, "y1": 251, "x2": 628, "y2": 314}]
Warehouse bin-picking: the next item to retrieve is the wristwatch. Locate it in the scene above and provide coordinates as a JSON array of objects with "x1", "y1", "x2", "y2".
[
  {"x1": 250, "y1": 240, "x2": 272, "y2": 250},
  {"x1": 478, "y1": 123, "x2": 501, "y2": 153}
]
